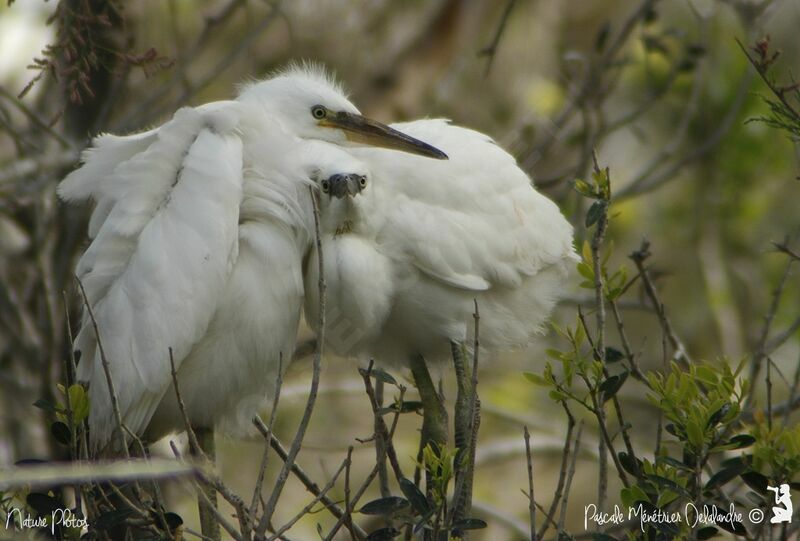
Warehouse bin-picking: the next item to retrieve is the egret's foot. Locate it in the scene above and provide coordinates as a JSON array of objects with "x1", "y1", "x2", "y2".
[
  {"x1": 193, "y1": 426, "x2": 221, "y2": 541},
  {"x1": 409, "y1": 354, "x2": 448, "y2": 504}
]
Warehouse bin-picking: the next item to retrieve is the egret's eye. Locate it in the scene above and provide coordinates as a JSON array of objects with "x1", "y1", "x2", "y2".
[
  {"x1": 311, "y1": 105, "x2": 327, "y2": 120},
  {"x1": 320, "y1": 179, "x2": 330, "y2": 193},
  {"x1": 359, "y1": 176, "x2": 367, "y2": 188}
]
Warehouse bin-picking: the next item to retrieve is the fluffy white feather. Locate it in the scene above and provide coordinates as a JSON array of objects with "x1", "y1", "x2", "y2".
[
  {"x1": 61, "y1": 66, "x2": 370, "y2": 449},
  {"x1": 304, "y1": 119, "x2": 577, "y2": 367}
]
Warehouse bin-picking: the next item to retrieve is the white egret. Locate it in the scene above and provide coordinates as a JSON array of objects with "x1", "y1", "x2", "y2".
[
  {"x1": 59, "y1": 65, "x2": 447, "y2": 454},
  {"x1": 303, "y1": 117, "x2": 577, "y2": 518}
]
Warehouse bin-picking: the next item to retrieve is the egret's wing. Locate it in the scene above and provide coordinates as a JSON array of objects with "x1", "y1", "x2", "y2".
[
  {"x1": 364, "y1": 119, "x2": 576, "y2": 291},
  {"x1": 60, "y1": 106, "x2": 244, "y2": 448},
  {"x1": 60, "y1": 129, "x2": 159, "y2": 238}
]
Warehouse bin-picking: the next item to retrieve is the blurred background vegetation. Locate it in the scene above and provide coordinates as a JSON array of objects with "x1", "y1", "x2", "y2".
[{"x1": 1, "y1": 0, "x2": 799, "y2": 539}]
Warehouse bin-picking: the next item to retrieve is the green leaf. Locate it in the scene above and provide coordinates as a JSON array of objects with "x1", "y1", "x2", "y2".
[
  {"x1": 368, "y1": 368, "x2": 397, "y2": 386},
  {"x1": 705, "y1": 404, "x2": 731, "y2": 429},
  {"x1": 51, "y1": 421, "x2": 71, "y2": 445},
  {"x1": 599, "y1": 372, "x2": 628, "y2": 403},
  {"x1": 379, "y1": 400, "x2": 423, "y2": 415},
  {"x1": 399, "y1": 477, "x2": 429, "y2": 515},
  {"x1": 360, "y1": 497, "x2": 410, "y2": 516},
  {"x1": 574, "y1": 179, "x2": 595, "y2": 197},
  {"x1": 26, "y1": 493, "x2": 62, "y2": 516},
  {"x1": 697, "y1": 526, "x2": 719, "y2": 540},
  {"x1": 604, "y1": 347, "x2": 625, "y2": 363},
  {"x1": 618, "y1": 451, "x2": 641, "y2": 477},
  {"x1": 686, "y1": 419, "x2": 704, "y2": 449},
  {"x1": 657, "y1": 456, "x2": 692, "y2": 471},
  {"x1": 523, "y1": 372, "x2": 547, "y2": 386},
  {"x1": 648, "y1": 475, "x2": 690, "y2": 497},
  {"x1": 33, "y1": 398, "x2": 58, "y2": 414},
  {"x1": 452, "y1": 518, "x2": 487, "y2": 531},
  {"x1": 740, "y1": 471, "x2": 769, "y2": 495},
  {"x1": 585, "y1": 201, "x2": 605, "y2": 228},
  {"x1": 705, "y1": 461, "x2": 749, "y2": 490},
  {"x1": 94, "y1": 508, "x2": 136, "y2": 530},
  {"x1": 366, "y1": 527, "x2": 401, "y2": 540},
  {"x1": 577, "y1": 262, "x2": 594, "y2": 280},
  {"x1": 68, "y1": 384, "x2": 89, "y2": 423},
  {"x1": 727, "y1": 434, "x2": 755, "y2": 449},
  {"x1": 163, "y1": 512, "x2": 183, "y2": 530}
]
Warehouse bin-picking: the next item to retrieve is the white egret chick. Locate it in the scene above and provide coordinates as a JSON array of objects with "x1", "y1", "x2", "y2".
[
  {"x1": 303, "y1": 118, "x2": 577, "y2": 499},
  {"x1": 59, "y1": 65, "x2": 447, "y2": 456}
]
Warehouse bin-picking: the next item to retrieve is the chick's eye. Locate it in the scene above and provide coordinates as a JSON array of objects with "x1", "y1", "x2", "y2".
[
  {"x1": 311, "y1": 105, "x2": 326, "y2": 119},
  {"x1": 359, "y1": 176, "x2": 367, "y2": 187},
  {"x1": 320, "y1": 179, "x2": 330, "y2": 193}
]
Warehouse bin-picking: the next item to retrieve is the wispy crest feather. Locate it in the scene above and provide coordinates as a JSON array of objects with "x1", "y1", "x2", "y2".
[{"x1": 238, "y1": 60, "x2": 347, "y2": 99}]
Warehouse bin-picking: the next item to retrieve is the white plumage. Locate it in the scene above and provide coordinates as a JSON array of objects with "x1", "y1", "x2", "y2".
[
  {"x1": 60, "y1": 65, "x2": 447, "y2": 450},
  {"x1": 60, "y1": 64, "x2": 574, "y2": 454},
  {"x1": 304, "y1": 119, "x2": 577, "y2": 368}
]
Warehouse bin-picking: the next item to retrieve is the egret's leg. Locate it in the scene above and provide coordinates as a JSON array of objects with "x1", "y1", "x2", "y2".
[
  {"x1": 450, "y1": 341, "x2": 480, "y2": 537},
  {"x1": 193, "y1": 426, "x2": 221, "y2": 541},
  {"x1": 408, "y1": 354, "x2": 448, "y2": 498}
]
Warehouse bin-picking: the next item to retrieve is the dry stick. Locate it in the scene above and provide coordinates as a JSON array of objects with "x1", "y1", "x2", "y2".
[
  {"x1": 374, "y1": 379, "x2": 391, "y2": 499},
  {"x1": 61, "y1": 292, "x2": 84, "y2": 516},
  {"x1": 250, "y1": 355, "x2": 285, "y2": 522},
  {"x1": 588, "y1": 154, "x2": 610, "y2": 518},
  {"x1": 629, "y1": 241, "x2": 693, "y2": 366},
  {"x1": 169, "y1": 442, "x2": 246, "y2": 541},
  {"x1": 256, "y1": 187, "x2": 326, "y2": 537},
  {"x1": 118, "y1": 0, "x2": 277, "y2": 130},
  {"x1": 169, "y1": 350, "x2": 252, "y2": 536},
  {"x1": 75, "y1": 276, "x2": 129, "y2": 457},
  {"x1": 343, "y1": 446, "x2": 356, "y2": 541},
  {"x1": 133, "y1": 3, "x2": 283, "y2": 129},
  {"x1": 523, "y1": 426, "x2": 536, "y2": 541},
  {"x1": 324, "y1": 391, "x2": 405, "y2": 541},
  {"x1": 783, "y1": 351, "x2": 800, "y2": 425},
  {"x1": 745, "y1": 252, "x2": 794, "y2": 409},
  {"x1": 251, "y1": 416, "x2": 367, "y2": 539},
  {"x1": 360, "y1": 363, "x2": 405, "y2": 482},
  {"x1": 521, "y1": 0, "x2": 661, "y2": 166},
  {"x1": 535, "y1": 405, "x2": 575, "y2": 540},
  {"x1": 608, "y1": 299, "x2": 647, "y2": 383},
  {"x1": 170, "y1": 350, "x2": 220, "y2": 541},
  {"x1": 556, "y1": 423, "x2": 583, "y2": 535},
  {"x1": 576, "y1": 309, "x2": 633, "y2": 487},
  {"x1": 267, "y1": 452, "x2": 351, "y2": 541},
  {"x1": 478, "y1": 0, "x2": 518, "y2": 77},
  {"x1": 736, "y1": 37, "x2": 800, "y2": 122}
]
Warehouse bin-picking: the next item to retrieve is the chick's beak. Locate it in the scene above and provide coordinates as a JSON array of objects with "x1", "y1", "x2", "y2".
[
  {"x1": 321, "y1": 112, "x2": 448, "y2": 160},
  {"x1": 327, "y1": 174, "x2": 365, "y2": 199}
]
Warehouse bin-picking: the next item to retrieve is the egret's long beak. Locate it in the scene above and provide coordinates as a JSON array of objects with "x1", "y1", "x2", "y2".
[{"x1": 321, "y1": 112, "x2": 448, "y2": 160}]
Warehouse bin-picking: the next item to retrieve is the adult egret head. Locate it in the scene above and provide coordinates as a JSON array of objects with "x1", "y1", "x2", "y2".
[{"x1": 238, "y1": 66, "x2": 448, "y2": 159}]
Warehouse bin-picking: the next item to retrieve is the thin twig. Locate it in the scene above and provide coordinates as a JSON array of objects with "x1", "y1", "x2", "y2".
[
  {"x1": 75, "y1": 276, "x2": 128, "y2": 457},
  {"x1": 478, "y1": 0, "x2": 518, "y2": 77},
  {"x1": 556, "y1": 422, "x2": 583, "y2": 534},
  {"x1": 251, "y1": 415, "x2": 365, "y2": 538},
  {"x1": 535, "y1": 404, "x2": 575, "y2": 540},
  {"x1": 524, "y1": 426, "x2": 536, "y2": 541},
  {"x1": 257, "y1": 187, "x2": 326, "y2": 535},
  {"x1": 360, "y1": 362, "x2": 405, "y2": 482},
  {"x1": 267, "y1": 452, "x2": 351, "y2": 540},
  {"x1": 629, "y1": 240, "x2": 693, "y2": 365},
  {"x1": 250, "y1": 355, "x2": 285, "y2": 520}
]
